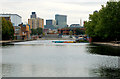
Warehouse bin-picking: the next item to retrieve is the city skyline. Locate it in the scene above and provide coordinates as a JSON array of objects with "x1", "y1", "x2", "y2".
[{"x1": 0, "y1": 0, "x2": 109, "y2": 25}]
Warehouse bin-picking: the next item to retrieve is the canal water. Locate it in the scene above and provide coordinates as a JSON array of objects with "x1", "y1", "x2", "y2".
[{"x1": 1, "y1": 40, "x2": 120, "y2": 77}]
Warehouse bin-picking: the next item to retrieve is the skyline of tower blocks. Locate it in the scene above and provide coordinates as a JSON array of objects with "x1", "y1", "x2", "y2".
[{"x1": 55, "y1": 14, "x2": 67, "y2": 28}]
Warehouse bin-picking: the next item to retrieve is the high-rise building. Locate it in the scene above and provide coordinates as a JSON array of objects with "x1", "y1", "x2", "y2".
[
  {"x1": 28, "y1": 12, "x2": 44, "y2": 29},
  {"x1": 30, "y1": 12, "x2": 37, "y2": 18},
  {"x1": 28, "y1": 18, "x2": 44, "y2": 29},
  {"x1": 46, "y1": 19, "x2": 56, "y2": 26},
  {"x1": 0, "y1": 14, "x2": 22, "y2": 26},
  {"x1": 55, "y1": 14, "x2": 67, "y2": 28},
  {"x1": 45, "y1": 19, "x2": 56, "y2": 29}
]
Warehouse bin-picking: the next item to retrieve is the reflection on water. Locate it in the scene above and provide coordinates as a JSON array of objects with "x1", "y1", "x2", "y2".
[
  {"x1": 87, "y1": 44, "x2": 120, "y2": 79},
  {"x1": 87, "y1": 44, "x2": 120, "y2": 56},
  {"x1": 1, "y1": 40, "x2": 120, "y2": 77},
  {"x1": 91, "y1": 67, "x2": 120, "y2": 79}
]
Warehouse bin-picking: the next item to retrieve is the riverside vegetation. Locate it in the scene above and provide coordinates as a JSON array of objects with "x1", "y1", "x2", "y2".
[
  {"x1": 2, "y1": 17, "x2": 14, "y2": 40},
  {"x1": 84, "y1": 1, "x2": 120, "y2": 42}
]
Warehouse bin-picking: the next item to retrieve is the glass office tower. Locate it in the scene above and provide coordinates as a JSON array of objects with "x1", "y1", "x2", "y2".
[{"x1": 55, "y1": 14, "x2": 67, "y2": 28}]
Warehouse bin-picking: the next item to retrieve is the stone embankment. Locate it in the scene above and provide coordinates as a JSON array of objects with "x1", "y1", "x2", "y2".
[{"x1": 0, "y1": 40, "x2": 33, "y2": 45}]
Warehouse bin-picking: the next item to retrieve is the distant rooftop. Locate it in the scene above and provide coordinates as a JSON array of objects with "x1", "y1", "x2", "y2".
[
  {"x1": 29, "y1": 17, "x2": 44, "y2": 20},
  {"x1": 46, "y1": 19, "x2": 56, "y2": 21},
  {"x1": 32, "y1": 12, "x2": 36, "y2": 14},
  {"x1": 0, "y1": 14, "x2": 22, "y2": 18},
  {"x1": 55, "y1": 14, "x2": 67, "y2": 17},
  {"x1": 70, "y1": 24, "x2": 83, "y2": 28}
]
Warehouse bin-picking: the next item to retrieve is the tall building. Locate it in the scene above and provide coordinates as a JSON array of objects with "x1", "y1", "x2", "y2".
[
  {"x1": 28, "y1": 18, "x2": 44, "y2": 29},
  {"x1": 55, "y1": 14, "x2": 67, "y2": 28},
  {"x1": 30, "y1": 12, "x2": 37, "y2": 18},
  {"x1": 45, "y1": 19, "x2": 56, "y2": 29},
  {"x1": 28, "y1": 12, "x2": 44, "y2": 29},
  {"x1": 0, "y1": 14, "x2": 22, "y2": 26},
  {"x1": 46, "y1": 19, "x2": 56, "y2": 26}
]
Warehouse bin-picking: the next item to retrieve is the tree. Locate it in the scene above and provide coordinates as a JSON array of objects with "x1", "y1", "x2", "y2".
[
  {"x1": 69, "y1": 30, "x2": 73, "y2": 38},
  {"x1": 31, "y1": 29, "x2": 37, "y2": 35},
  {"x1": 37, "y1": 27, "x2": 43, "y2": 35},
  {"x1": 75, "y1": 28, "x2": 85, "y2": 35},
  {"x1": 7, "y1": 20, "x2": 14, "y2": 39},
  {"x1": 31, "y1": 27, "x2": 43, "y2": 35},
  {"x1": 84, "y1": 1, "x2": 120, "y2": 42},
  {"x1": 2, "y1": 17, "x2": 14, "y2": 40},
  {"x1": 69, "y1": 31, "x2": 73, "y2": 35}
]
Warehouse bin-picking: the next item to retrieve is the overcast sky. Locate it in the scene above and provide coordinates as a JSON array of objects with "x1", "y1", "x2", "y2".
[{"x1": 0, "y1": 0, "x2": 109, "y2": 25}]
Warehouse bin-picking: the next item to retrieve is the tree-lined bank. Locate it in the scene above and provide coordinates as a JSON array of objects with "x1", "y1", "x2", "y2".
[{"x1": 84, "y1": 1, "x2": 120, "y2": 42}]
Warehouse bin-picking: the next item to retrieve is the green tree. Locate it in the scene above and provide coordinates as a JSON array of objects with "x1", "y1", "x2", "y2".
[
  {"x1": 69, "y1": 30, "x2": 73, "y2": 38},
  {"x1": 31, "y1": 29, "x2": 37, "y2": 35},
  {"x1": 69, "y1": 31, "x2": 73, "y2": 35},
  {"x1": 7, "y1": 20, "x2": 14, "y2": 39},
  {"x1": 2, "y1": 17, "x2": 14, "y2": 40},
  {"x1": 75, "y1": 28, "x2": 85, "y2": 35},
  {"x1": 84, "y1": 1, "x2": 120, "y2": 42},
  {"x1": 31, "y1": 27, "x2": 43, "y2": 35},
  {"x1": 37, "y1": 27, "x2": 43, "y2": 35}
]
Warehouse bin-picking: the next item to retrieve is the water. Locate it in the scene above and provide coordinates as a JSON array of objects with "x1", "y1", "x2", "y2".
[{"x1": 1, "y1": 40, "x2": 120, "y2": 77}]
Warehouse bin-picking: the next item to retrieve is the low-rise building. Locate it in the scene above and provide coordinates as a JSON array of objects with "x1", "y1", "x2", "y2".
[
  {"x1": 58, "y1": 27, "x2": 85, "y2": 35},
  {"x1": 20, "y1": 24, "x2": 31, "y2": 40},
  {"x1": 0, "y1": 14, "x2": 22, "y2": 26},
  {"x1": 14, "y1": 26, "x2": 21, "y2": 40},
  {"x1": 70, "y1": 24, "x2": 82, "y2": 28},
  {"x1": 45, "y1": 19, "x2": 56, "y2": 29}
]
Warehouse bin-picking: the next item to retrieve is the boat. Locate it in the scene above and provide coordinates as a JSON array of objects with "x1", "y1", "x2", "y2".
[
  {"x1": 52, "y1": 41, "x2": 75, "y2": 43},
  {"x1": 63, "y1": 41, "x2": 75, "y2": 43},
  {"x1": 52, "y1": 41, "x2": 64, "y2": 43}
]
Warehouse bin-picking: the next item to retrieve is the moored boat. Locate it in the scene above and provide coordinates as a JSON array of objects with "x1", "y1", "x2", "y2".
[
  {"x1": 52, "y1": 41, "x2": 64, "y2": 43},
  {"x1": 52, "y1": 41, "x2": 75, "y2": 43}
]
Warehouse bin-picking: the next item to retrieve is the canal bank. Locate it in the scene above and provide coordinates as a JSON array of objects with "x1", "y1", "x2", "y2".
[
  {"x1": 0, "y1": 39, "x2": 34, "y2": 45},
  {"x1": 93, "y1": 42, "x2": 120, "y2": 47},
  {"x1": 0, "y1": 38, "x2": 75, "y2": 45},
  {"x1": 1, "y1": 38, "x2": 120, "y2": 47}
]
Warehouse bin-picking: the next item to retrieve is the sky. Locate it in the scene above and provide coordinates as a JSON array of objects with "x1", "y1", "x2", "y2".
[{"x1": 0, "y1": 0, "x2": 109, "y2": 25}]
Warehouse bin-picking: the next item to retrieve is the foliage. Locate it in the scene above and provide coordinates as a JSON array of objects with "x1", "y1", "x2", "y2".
[
  {"x1": 76, "y1": 40, "x2": 88, "y2": 43},
  {"x1": 84, "y1": 1, "x2": 120, "y2": 42},
  {"x1": 31, "y1": 27, "x2": 43, "y2": 35},
  {"x1": 75, "y1": 28, "x2": 85, "y2": 35},
  {"x1": 31, "y1": 29, "x2": 37, "y2": 35},
  {"x1": 42, "y1": 32, "x2": 45, "y2": 36},
  {"x1": 2, "y1": 17, "x2": 14, "y2": 40},
  {"x1": 37, "y1": 27, "x2": 43, "y2": 35},
  {"x1": 69, "y1": 31, "x2": 73, "y2": 35}
]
